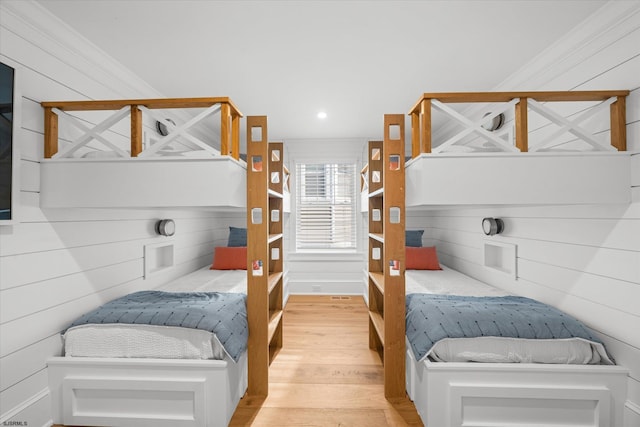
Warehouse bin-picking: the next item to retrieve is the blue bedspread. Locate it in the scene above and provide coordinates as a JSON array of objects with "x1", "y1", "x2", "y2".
[
  {"x1": 65, "y1": 291, "x2": 248, "y2": 362},
  {"x1": 405, "y1": 293, "x2": 603, "y2": 362}
]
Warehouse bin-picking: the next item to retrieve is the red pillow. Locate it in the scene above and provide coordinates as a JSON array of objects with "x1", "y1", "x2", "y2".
[
  {"x1": 211, "y1": 247, "x2": 247, "y2": 270},
  {"x1": 406, "y1": 246, "x2": 442, "y2": 270}
]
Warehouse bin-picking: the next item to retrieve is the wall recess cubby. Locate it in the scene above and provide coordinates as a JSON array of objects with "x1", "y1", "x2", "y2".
[
  {"x1": 483, "y1": 240, "x2": 517, "y2": 278},
  {"x1": 143, "y1": 242, "x2": 174, "y2": 279}
]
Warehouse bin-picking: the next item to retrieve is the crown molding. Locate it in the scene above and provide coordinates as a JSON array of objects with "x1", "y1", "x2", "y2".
[{"x1": 0, "y1": 0, "x2": 164, "y2": 99}]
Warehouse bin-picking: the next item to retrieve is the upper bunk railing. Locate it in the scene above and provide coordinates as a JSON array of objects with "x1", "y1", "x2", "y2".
[
  {"x1": 41, "y1": 97, "x2": 243, "y2": 160},
  {"x1": 408, "y1": 91, "x2": 629, "y2": 157}
]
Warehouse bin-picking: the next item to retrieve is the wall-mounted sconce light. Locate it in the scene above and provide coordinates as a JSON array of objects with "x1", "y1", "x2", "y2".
[
  {"x1": 482, "y1": 217, "x2": 504, "y2": 236},
  {"x1": 481, "y1": 112, "x2": 505, "y2": 132},
  {"x1": 156, "y1": 219, "x2": 175, "y2": 236},
  {"x1": 156, "y1": 118, "x2": 176, "y2": 136}
]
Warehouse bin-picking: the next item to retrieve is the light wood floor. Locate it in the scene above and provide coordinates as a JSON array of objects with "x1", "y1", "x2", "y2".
[{"x1": 229, "y1": 295, "x2": 423, "y2": 427}]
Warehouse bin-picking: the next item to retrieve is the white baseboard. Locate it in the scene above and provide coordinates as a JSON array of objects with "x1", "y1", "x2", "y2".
[
  {"x1": 626, "y1": 400, "x2": 640, "y2": 416},
  {"x1": 625, "y1": 400, "x2": 640, "y2": 427},
  {"x1": 288, "y1": 280, "x2": 362, "y2": 296},
  {"x1": 0, "y1": 387, "x2": 50, "y2": 426}
]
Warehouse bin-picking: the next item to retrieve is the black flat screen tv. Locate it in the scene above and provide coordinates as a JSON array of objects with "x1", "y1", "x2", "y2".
[{"x1": 0, "y1": 60, "x2": 18, "y2": 224}]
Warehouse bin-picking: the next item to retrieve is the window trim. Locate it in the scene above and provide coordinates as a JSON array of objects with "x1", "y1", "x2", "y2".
[{"x1": 293, "y1": 159, "x2": 360, "y2": 253}]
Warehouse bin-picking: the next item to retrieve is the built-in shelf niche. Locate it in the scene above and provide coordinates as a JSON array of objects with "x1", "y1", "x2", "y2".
[
  {"x1": 144, "y1": 242, "x2": 175, "y2": 278},
  {"x1": 483, "y1": 240, "x2": 517, "y2": 278}
]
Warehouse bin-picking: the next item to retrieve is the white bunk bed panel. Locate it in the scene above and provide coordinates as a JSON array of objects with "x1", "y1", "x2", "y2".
[
  {"x1": 406, "y1": 152, "x2": 630, "y2": 208},
  {"x1": 405, "y1": 266, "x2": 628, "y2": 426},
  {"x1": 48, "y1": 267, "x2": 249, "y2": 427},
  {"x1": 40, "y1": 156, "x2": 246, "y2": 209},
  {"x1": 48, "y1": 353, "x2": 247, "y2": 427},
  {"x1": 406, "y1": 349, "x2": 627, "y2": 427}
]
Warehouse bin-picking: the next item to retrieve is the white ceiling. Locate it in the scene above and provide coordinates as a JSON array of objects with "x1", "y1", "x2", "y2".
[{"x1": 37, "y1": 0, "x2": 607, "y2": 142}]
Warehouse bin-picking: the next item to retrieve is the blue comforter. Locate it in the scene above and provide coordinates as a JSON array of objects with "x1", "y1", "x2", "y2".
[
  {"x1": 65, "y1": 290, "x2": 248, "y2": 362},
  {"x1": 405, "y1": 293, "x2": 603, "y2": 362}
]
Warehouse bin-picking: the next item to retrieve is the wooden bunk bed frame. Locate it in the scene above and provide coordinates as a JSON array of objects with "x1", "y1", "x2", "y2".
[
  {"x1": 408, "y1": 90, "x2": 629, "y2": 156},
  {"x1": 44, "y1": 100, "x2": 285, "y2": 426},
  {"x1": 245, "y1": 116, "x2": 285, "y2": 397},
  {"x1": 39, "y1": 97, "x2": 247, "y2": 210},
  {"x1": 367, "y1": 115, "x2": 406, "y2": 399},
  {"x1": 405, "y1": 90, "x2": 631, "y2": 207},
  {"x1": 42, "y1": 97, "x2": 243, "y2": 159},
  {"x1": 398, "y1": 91, "x2": 630, "y2": 426}
]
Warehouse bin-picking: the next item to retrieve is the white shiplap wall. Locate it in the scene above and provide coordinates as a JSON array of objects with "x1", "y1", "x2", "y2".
[
  {"x1": 0, "y1": 3, "x2": 244, "y2": 425},
  {"x1": 407, "y1": 4, "x2": 640, "y2": 424}
]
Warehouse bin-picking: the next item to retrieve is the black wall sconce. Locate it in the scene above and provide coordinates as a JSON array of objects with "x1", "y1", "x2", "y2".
[
  {"x1": 156, "y1": 219, "x2": 176, "y2": 236},
  {"x1": 156, "y1": 118, "x2": 176, "y2": 136},
  {"x1": 481, "y1": 112, "x2": 505, "y2": 132},
  {"x1": 482, "y1": 217, "x2": 504, "y2": 236}
]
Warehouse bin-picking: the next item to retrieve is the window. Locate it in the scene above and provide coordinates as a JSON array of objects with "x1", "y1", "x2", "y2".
[{"x1": 296, "y1": 162, "x2": 357, "y2": 251}]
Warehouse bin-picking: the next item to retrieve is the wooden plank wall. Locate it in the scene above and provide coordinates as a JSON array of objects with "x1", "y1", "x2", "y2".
[
  {"x1": 0, "y1": 3, "x2": 245, "y2": 424},
  {"x1": 633, "y1": 152, "x2": 640, "y2": 201},
  {"x1": 407, "y1": 7, "x2": 640, "y2": 424}
]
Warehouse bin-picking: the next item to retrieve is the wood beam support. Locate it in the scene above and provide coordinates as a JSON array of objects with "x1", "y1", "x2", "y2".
[
  {"x1": 420, "y1": 99, "x2": 431, "y2": 154},
  {"x1": 410, "y1": 112, "x2": 420, "y2": 158},
  {"x1": 610, "y1": 96, "x2": 627, "y2": 151},
  {"x1": 221, "y1": 103, "x2": 231, "y2": 156},
  {"x1": 130, "y1": 105, "x2": 142, "y2": 157},
  {"x1": 44, "y1": 107, "x2": 58, "y2": 158},
  {"x1": 515, "y1": 98, "x2": 528, "y2": 152},
  {"x1": 231, "y1": 112, "x2": 241, "y2": 160},
  {"x1": 41, "y1": 97, "x2": 243, "y2": 112},
  {"x1": 409, "y1": 91, "x2": 629, "y2": 106}
]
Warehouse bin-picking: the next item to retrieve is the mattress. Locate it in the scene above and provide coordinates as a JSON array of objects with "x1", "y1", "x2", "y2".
[
  {"x1": 405, "y1": 266, "x2": 612, "y2": 364},
  {"x1": 405, "y1": 266, "x2": 510, "y2": 297},
  {"x1": 156, "y1": 268, "x2": 247, "y2": 293},
  {"x1": 63, "y1": 267, "x2": 247, "y2": 360}
]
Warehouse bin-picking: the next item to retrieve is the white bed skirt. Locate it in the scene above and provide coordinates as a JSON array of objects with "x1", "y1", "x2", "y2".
[
  {"x1": 48, "y1": 351, "x2": 247, "y2": 427},
  {"x1": 406, "y1": 348, "x2": 628, "y2": 427}
]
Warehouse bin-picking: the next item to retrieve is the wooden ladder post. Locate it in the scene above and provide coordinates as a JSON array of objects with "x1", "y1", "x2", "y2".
[
  {"x1": 246, "y1": 115, "x2": 270, "y2": 398},
  {"x1": 515, "y1": 98, "x2": 529, "y2": 152},
  {"x1": 420, "y1": 98, "x2": 432, "y2": 154},
  {"x1": 43, "y1": 107, "x2": 59, "y2": 158},
  {"x1": 231, "y1": 112, "x2": 241, "y2": 160},
  {"x1": 367, "y1": 140, "x2": 384, "y2": 356},
  {"x1": 410, "y1": 112, "x2": 420, "y2": 159},
  {"x1": 267, "y1": 142, "x2": 284, "y2": 361},
  {"x1": 610, "y1": 96, "x2": 627, "y2": 151},
  {"x1": 130, "y1": 105, "x2": 142, "y2": 157},
  {"x1": 221, "y1": 102, "x2": 231, "y2": 156},
  {"x1": 382, "y1": 114, "x2": 406, "y2": 400}
]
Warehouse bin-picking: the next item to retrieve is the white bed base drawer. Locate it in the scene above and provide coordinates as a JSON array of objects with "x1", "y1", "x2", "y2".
[
  {"x1": 48, "y1": 354, "x2": 247, "y2": 427},
  {"x1": 449, "y1": 383, "x2": 611, "y2": 427},
  {"x1": 62, "y1": 377, "x2": 206, "y2": 427},
  {"x1": 406, "y1": 348, "x2": 628, "y2": 427}
]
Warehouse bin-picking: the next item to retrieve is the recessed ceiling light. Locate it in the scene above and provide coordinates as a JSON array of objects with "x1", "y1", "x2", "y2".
[{"x1": 317, "y1": 111, "x2": 327, "y2": 119}]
